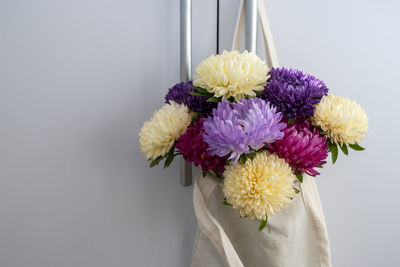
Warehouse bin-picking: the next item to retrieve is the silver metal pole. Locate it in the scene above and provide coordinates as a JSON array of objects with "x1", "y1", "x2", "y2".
[
  {"x1": 245, "y1": 0, "x2": 257, "y2": 52},
  {"x1": 180, "y1": 0, "x2": 192, "y2": 186}
]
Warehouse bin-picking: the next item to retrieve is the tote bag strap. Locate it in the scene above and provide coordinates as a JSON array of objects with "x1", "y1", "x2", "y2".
[
  {"x1": 193, "y1": 3, "x2": 279, "y2": 266},
  {"x1": 193, "y1": 174, "x2": 244, "y2": 267},
  {"x1": 232, "y1": 0, "x2": 279, "y2": 68}
]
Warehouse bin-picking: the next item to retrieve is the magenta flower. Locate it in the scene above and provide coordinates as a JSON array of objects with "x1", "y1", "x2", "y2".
[
  {"x1": 268, "y1": 120, "x2": 328, "y2": 176},
  {"x1": 176, "y1": 119, "x2": 227, "y2": 173}
]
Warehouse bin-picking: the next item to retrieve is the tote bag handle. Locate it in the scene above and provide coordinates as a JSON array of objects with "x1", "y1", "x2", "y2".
[
  {"x1": 192, "y1": 2, "x2": 280, "y2": 266},
  {"x1": 232, "y1": 0, "x2": 279, "y2": 68}
]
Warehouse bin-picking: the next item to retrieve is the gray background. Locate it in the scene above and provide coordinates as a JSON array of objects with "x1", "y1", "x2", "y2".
[{"x1": 0, "y1": 0, "x2": 399, "y2": 266}]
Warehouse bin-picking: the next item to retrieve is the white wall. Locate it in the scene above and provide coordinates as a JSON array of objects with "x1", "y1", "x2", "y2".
[{"x1": 0, "y1": 0, "x2": 399, "y2": 266}]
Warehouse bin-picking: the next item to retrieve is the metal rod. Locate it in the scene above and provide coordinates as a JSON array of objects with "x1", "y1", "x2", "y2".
[
  {"x1": 216, "y1": 0, "x2": 220, "y2": 54},
  {"x1": 245, "y1": 0, "x2": 257, "y2": 52},
  {"x1": 180, "y1": 0, "x2": 192, "y2": 186}
]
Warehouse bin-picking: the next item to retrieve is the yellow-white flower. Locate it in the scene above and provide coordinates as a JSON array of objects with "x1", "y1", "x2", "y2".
[
  {"x1": 193, "y1": 50, "x2": 269, "y2": 101},
  {"x1": 223, "y1": 152, "x2": 296, "y2": 220},
  {"x1": 139, "y1": 101, "x2": 192, "y2": 160},
  {"x1": 311, "y1": 94, "x2": 368, "y2": 146}
]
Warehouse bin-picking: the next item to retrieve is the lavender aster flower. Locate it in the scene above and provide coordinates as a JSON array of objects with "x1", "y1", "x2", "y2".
[
  {"x1": 165, "y1": 81, "x2": 216, "y2": 114},
  {"x1": 260, "y1": 67, "x2": 328, "y2": 119},
  {"x1": 203, "y1": 98, "x2": 286, "y2": 164}
]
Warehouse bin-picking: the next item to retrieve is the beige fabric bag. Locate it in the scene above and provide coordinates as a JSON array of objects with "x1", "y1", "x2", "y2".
[{"x1": 191, "y1": 1, "x2": 332, "y2": 266}]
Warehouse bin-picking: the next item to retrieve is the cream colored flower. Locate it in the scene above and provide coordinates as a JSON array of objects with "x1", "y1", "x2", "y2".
[
  {"x1": 139, "y1": 101, "x2": 192, "y2": 160},
  {"x1": 193, "y1": 50, "x2": 269, "y2": 101},
  {"x1": 223, "y1": 152, "x2": 296, "y2": 220},
  {"x1": 311, "y1": 94, "x2": 368, "y2": 146}
]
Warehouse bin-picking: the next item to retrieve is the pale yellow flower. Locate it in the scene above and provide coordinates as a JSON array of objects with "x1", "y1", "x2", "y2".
[
  {"x1": 139, "y1": 101, "x2": 192, "y2": 160},
  {"x1": 223, "y1": 152, "x2": 296, "y2": 220},
  {"x1": 311, "y1": 94, "x2": 368, "y2": 146},
  {"x1": 193, "y1": 50, "x2": 269, "y2": 101}
]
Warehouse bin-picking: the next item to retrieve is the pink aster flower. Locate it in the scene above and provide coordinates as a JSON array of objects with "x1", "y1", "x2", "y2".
[
  {"x1": 176, "y1": 119, "x2": 227, "y2": 173},
  {"x1": 268, "y1": 120, "x2": 328, "y2": 176}
]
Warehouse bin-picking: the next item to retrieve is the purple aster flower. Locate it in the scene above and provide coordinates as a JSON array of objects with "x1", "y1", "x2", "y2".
[
  {"x1": 165, "y1": 81, "x2": 216, "y2": 114},
  {"x1": 260, "y1": 67, "x2": 328, "y2": 119},
  {"x1": 176, "y1": 118, "x2": 227, "y2": 173},
  {"x1": 268, "y1": 119, "x2": 329, "y2": 176},
  {"x1": 203, "y1": 98, "x2": 286, "y2": 164}
]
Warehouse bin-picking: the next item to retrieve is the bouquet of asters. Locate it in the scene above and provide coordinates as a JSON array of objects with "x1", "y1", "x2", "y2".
[{"x1": 139, "y1": 50, "x2": 368, "y2": 231}]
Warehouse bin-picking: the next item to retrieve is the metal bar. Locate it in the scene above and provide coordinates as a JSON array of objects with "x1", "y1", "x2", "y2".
[
  {"x1": 245, "y1": 0, "x2": 257, "y2": 52},
  {"x1": 180, "y1": 0, "x2": 192, "y2": 186},
  {"x1": 216, "y1": 0, "x2": 220, "y2": 54}
]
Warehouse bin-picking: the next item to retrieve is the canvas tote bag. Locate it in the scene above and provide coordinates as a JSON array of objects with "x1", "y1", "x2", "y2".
[{"x1": 190, "y1": 1, "x2": 332, "y2": 266}]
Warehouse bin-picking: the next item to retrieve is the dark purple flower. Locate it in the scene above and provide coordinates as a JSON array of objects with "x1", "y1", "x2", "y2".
[
  {"x1": 268, "y1": 119, "x2": 328, "y2": 176},
  {"x1": 260, "y1": 67, "x2": 328, "y2": 119},
  {"x1": 203, "y1": 98, "x2": 286, "y2": 164},
  {"x1": 176, "y1": 118, "x2": 227, "y2": 173},
  {"x1": 165, "y1": 81, "x2": 216, "y2": 114}
]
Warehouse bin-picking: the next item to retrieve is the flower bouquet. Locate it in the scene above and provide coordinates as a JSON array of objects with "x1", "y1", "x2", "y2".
[{"x1": 139, "y1": 50, "x2": 368, "y2": 231}]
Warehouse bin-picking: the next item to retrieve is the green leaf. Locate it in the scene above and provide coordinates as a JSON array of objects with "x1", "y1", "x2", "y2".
[
  {"x1": 320, "y1": 130, "x2": 329, "y2": 136},
  {"x1": 227, "y1": 96, "x2": 235, "y2": 103},
  {"x1": 328, "y1": 142, "x2": 338, "y2": 164},
  {"x1": 189, "y1": 91, "x2": 210, "y2": 97},
  {"x1": 258, "y1": 216, "x2": 268, "y2": 231},
  {"x1": 296, "y1": 173, "x2": 303, "y2": 183},
  {"x1": 202, "y1": 171, "x2": 207, "y2": 177},
  {"x1": 239, "y1": 154, "x2": 248, "y2": 164},
  {"x1": 164, "y1": 146, "x2": 176, "y2": 168},
  {"x1": 340, "y1": 143, "x2": 348, "y2": 155},
  {"x1": 149, "y1": 156, "x2": 164, "y2": 168},
  {"x1": 248, "y1": 153, "x2": 257, "y2": 160},
  {"x1": 206, "y1": 96, "x2": 222, "y2": 102},
  {"x1": 316, "y1": 165, "x2": 323, "y2": 168},
  {"x1": 191, "y1": 112, "x2": 200, "y2": 122},
  {"x1": 192, "y1": 86, "x2": 211, "y2": 95},
  {"x1": 215, "y1": 171, "x2": 223, "y2": 179},
  {"x1": 222, "y1": 199, "x2": 231, "y2": 206},
  {"x1": 294, "y1": 188, "x2": 301, "y2": 194},
  {"x1": 349, "y1": 143, "x2": 365, "y2": 151},
  {"x1": 287, "y1": 117, "x2": 295, "y2": 124}
]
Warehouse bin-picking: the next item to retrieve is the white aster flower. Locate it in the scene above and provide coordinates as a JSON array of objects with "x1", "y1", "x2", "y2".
[
  {"x1": 223, "y1": 152, "x2": 296, "y2": 220},
  {"x1": 139, "y1": 101, "x2": 192, "y2": 160},
  {"x1": 193, "y1": 50, "x2": 269, "y2": 101},
  {"x1": 311, "y1": 94, "x2": 369, "y2": 146}
]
